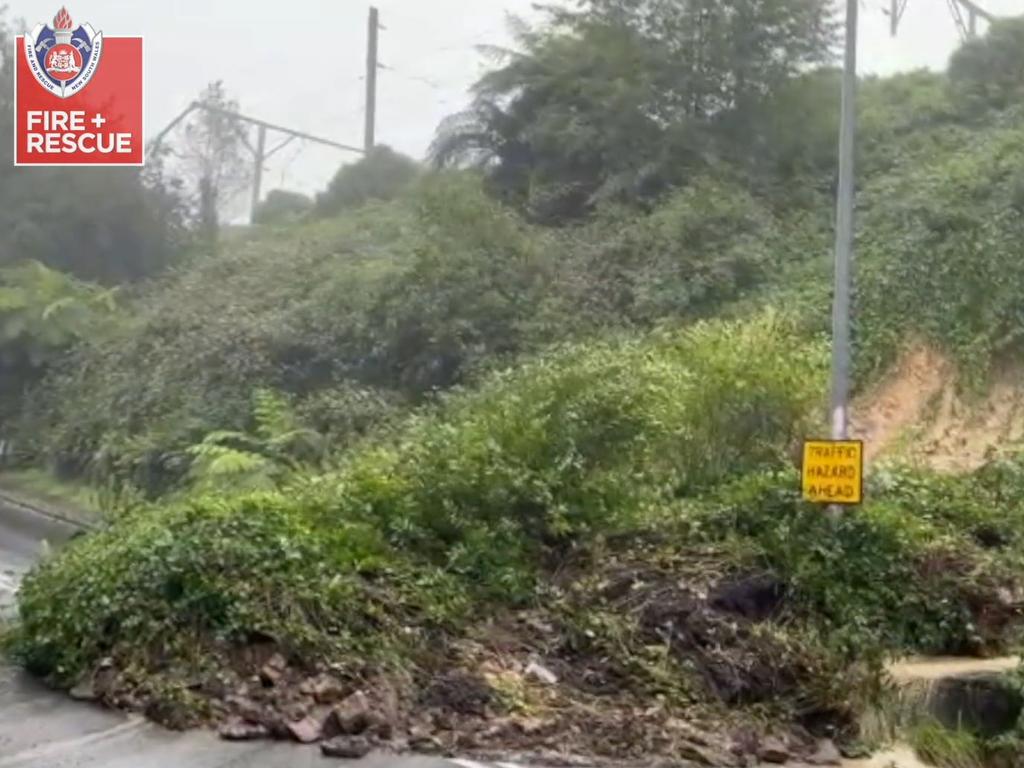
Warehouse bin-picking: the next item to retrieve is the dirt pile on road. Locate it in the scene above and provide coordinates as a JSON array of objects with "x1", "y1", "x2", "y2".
[{"x1": 59, "y1": 543, "x2": 861, "y2": 765}]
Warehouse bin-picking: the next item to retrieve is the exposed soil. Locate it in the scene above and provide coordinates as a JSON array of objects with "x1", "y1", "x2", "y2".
[
  {"x1": 853, "y1": 346, "x2": 952, "y2": 465},
  {"x1": 67, "y1": 543, "x2": 863, "y2": 766},
  {"x1": 853, "y1": 345, "x2": 1024, "y2": 471}
]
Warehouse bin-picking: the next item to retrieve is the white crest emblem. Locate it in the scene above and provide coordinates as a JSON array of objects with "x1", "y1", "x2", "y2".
[{"x1": 24, "y1": 7, "x2": 104, "y2": 99}]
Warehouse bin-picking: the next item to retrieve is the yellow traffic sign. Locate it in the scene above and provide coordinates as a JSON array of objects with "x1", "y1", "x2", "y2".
[{"x1": 802, "y1": 440, "x2": 863, "y2": 505}]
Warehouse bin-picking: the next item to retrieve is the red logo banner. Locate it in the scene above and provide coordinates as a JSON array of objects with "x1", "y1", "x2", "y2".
[{"x1": 15, "y1": 33, "x2": 143, "y2": 166}]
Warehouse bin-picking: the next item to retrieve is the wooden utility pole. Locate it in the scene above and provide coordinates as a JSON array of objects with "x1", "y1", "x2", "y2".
[
  {"x1": 364, "y1": 6, "x2": 379, "y2": 154},
  {"x1": 250, "y1": 125, "x2": 267, "y2": 223}
]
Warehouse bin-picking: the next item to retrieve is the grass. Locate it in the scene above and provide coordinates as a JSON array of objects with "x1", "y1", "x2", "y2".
[
  {"x1": 908, "y1": 721, "x2": 985, "y2": 768},
  {"x1": 0, "y1": 468, "x2": 103, "y2": 525}
]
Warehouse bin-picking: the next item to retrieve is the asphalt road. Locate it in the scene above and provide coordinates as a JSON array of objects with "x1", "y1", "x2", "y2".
[{"x1": 0, "y1": 499, "x2": 506, "y2": 768}]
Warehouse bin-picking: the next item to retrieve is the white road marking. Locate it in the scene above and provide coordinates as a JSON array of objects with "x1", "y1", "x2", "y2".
[
  {"x1": 451, "y1": 760, "x2": 495, "y2": 768},
  {"x1": 0, "y1": 717, "x2": 148, "y2": 767}
]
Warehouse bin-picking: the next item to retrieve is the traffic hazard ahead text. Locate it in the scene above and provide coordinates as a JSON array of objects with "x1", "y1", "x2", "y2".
[{"x1": 802, "y1": 440, "x2": 863, "y2": 505}]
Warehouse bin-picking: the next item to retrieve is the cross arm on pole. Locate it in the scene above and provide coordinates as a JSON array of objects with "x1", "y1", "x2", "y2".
[
  {"x1": 264, "y1": 135, "x2": 298, "y2": 161},
  {"x1": 956, "y1": 0, "x2": 995, "y2": 22},
  {"x1": 147, "y1": 101, "x2": 200, "y2": 155},
  {"x1": 194, "y1": 102, "x2": 365, "y2": 155}
]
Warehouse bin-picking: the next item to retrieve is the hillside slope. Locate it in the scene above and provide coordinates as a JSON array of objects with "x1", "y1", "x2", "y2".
[{"x1": 855, "y1": 346, "x2": 1024, "y2": 471}]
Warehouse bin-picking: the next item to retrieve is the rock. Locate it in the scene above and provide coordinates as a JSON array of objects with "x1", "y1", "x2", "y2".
[
  {"x1": 667, "y1": 720, "x2": 742, "y2": 767},
  {"x1": 515, "y1": 716, "x2": 547, "y2": 736},
  {"x1": 225, "y1": 695, "x2": 264, "y2": 724},
  {"x1": 283, "y1": 699, "x2": 312, "y2": 722},
  {"x1": 709, "y1": 573, "x2": 787, "y2": 622},
  {"x1": 728, "y1": 726, "x2": 760, "y2": 758},
  {"x1": 667, "y1": 719, "x2": 714, "y2": 746},
  {"x1": 676, "y1": 740, "x2": 742, "y2": 767},
  {"x1": 928, "y1": 671, "x2": 1024, "y2": 738},
  {"x1": 408, "y1": 724, "x2": 432, "y2": 740},
  {"x1": 325, "y1": 691, "x2": 372, "y2": 736},
  {"x1": 219, "y1": 717, "x2": 271, "y2": 741},
  {"x1": 805, "y1": 739, "x2": 842, "y2": 765},
  {"x1": 287, "y1": 715, "x2": 325, "y2": 744},
  {"x1": 92, "y1": 671, "x2": 117, "y2": 700},
  {"x1": 69, "y1": 677, "x2": 97, "y2": 702},
  {"x1": 260, "y1": 653, "x2": 287, "y2": 687},
  {"x1": 758, "y1": 736, "x2": 791, "y2": 764},
  {"x1": 369, "y1": 675, "x2": 400, "y2": 736},
  {"x1": 973, "y1": 524, "x2": 1010, "y2": 549},
  {"x1": 321, "y1": 735, "x2": 372, "y2": 759},
  {"x1": 421, "y1": 671, "x2": 493, "y2": 716},
  {"x1": 525, "y1": 661, "x2": 559, "y2": 685},
  {"x1": 299, "y1": 673, "x2": 349, "y2": 704},
  {"x1": 388, "y1": 737, "x2": 411, "y2": 755},
  {"x1": 408, "y1": 732, "x2": 443, "y2": 754},
  {"x1": 146, "y1": 695, "x2": 201, "y2": 731},
  {"x1": 368, "y1": 714, "x2": 394, "y2": 741}
]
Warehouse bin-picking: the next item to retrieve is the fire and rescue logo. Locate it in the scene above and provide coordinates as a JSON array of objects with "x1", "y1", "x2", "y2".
[{"x1": 24, "y1": 7, "x2": 103, "y2": 99}]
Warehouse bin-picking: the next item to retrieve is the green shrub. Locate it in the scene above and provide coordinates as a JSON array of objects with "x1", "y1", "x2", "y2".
[
  {"x1": 253, "y1": 189, "x2": 313, "y2": 225},
  {"x1": 0, "y1": 261, "x2": 121, "y2": 431},
  {"x1": 10, "y1": 492, "x2": 453, "y2": 683},
  {"x1": 315, "y1": 146, "x2": 420, "y2": 217},
  {"x1": 949, "y1": 17, "x2": 1024, "y2": 115},
  {"x1": 320, "y1": 313, "x2": 825, "y2": 590},
  {"x1": 185, "y1": 389, "x2": 329, "y2": 494},
  {"x1": 856, "y1": 121, "x2": 1024, "y2": 378},
  {"x1": 564, "y1": 179, "x2": 779, "y2": 326},
  {"x1": 24, "y1": 174, "x2": 580, "y2": 493},
  {"x1": 11, "y1": 314, "x2": 823, "y2": 683},
  {"x1": 689, "y1": 461, "x2": 1024, "y2": 658}
]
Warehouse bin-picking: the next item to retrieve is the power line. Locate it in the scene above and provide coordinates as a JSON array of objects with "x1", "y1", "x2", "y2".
[
  {"x1": 378, "y1": 64, "x2": 444, "y2": 91},
  {"x1": 376, "y1": 23, "x2": 510, "y2": 78}
]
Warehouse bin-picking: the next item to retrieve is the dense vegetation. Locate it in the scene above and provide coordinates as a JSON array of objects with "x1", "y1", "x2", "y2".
[{"x1": 4, "y1": 3, "x2": 1024, "y2": 762}]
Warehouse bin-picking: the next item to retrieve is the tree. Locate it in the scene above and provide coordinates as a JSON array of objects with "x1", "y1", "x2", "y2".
[
  {"x1": 716, "y1": 68, "x2": 841, "y2": 204},
  {"x1": 579, "y1": 0, "x2": 838, "y2": 117},
  {"x1": 0, "y1": 261, "x2": 120, "y2": 424},
  {"x1": 949, "y1": 17, "x2": 1024, "y2": 114},
  {"x1": 433, "y1": 20, "x2": 676, "y2": 222},
  {"x1": 254, "y1": 189, "x2": 313, "y2": 225},
  {"x1": 432, "y1": 0, "x2": 837, "y2": 221},
  {"x1": 172, "y1": 82, "x2": 252, "y2": 241},
  {"x1": 315, "y1": 146, "x2": 419, "y2": 217}
]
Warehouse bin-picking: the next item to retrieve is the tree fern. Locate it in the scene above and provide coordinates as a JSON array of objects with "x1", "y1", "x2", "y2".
[
  {"x1": 0, "y1": 260, "x2": 121, "y2": 370},
  {"x1": 187, "y1": 438, "x2": 278, "y2": 493},
  {"x1": 185, "y1": 389, "x2": 329, "y2": 493}
]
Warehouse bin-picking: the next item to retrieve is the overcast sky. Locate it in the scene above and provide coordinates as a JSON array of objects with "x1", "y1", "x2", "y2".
[{"x1": 7, "y1": 0, "x2": 1023, "y2": 211}]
